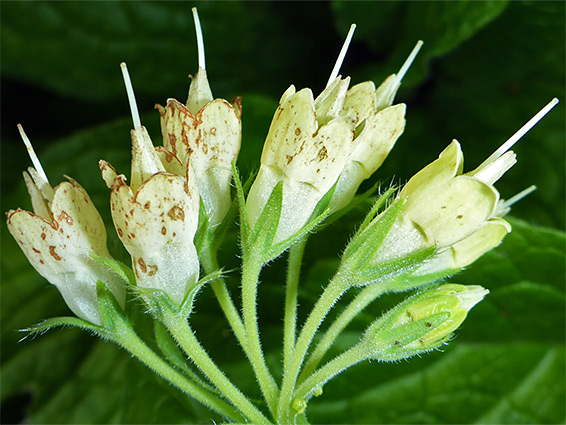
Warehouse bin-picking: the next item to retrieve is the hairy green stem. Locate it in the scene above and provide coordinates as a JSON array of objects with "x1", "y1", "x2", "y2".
[
  {"x1": 200, "y1": 244, "x2": 248, "y2": 352},
  {"x1": 277, "y1": 275, "x2": 347, "y2": 423},
  {"x1": 161, "y1": 309, "x2": 271, "y2": 424},
  {"x1": 299, "y1": 283, "x2": 386, "y2": 383},
  {"x1": 241, "y1": 254, "x2": 279, "y2": 415},
  {"x1": 294, "y1": 344, "x2": 368, "y2": 402},
  {"x1": 108, "y1": 318, "x2": 244, "y2": 422},
  {"x1": 283, "y1": 238, "x2": 308, "y2": 372}
]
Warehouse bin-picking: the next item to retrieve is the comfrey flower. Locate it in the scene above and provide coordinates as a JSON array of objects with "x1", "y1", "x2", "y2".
[
  {"x1": 6, "y1": 126, "x2": 125, "y2": 325},
  {"x1": 100, "y1": 63, "x2": 200, "y2": 306},
  {"x1": 156, "y1": 9, "x2": 241, "y2": 228},
  {"x1": 246, "y1": 26, "x2": 417, "y2": 244},
  {"x1": 343, "y1": 98, "x2": 559, "y2": 288}
]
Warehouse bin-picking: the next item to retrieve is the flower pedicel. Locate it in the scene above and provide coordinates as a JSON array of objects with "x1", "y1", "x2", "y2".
[{"x1": 6, "y1": 8, "x2": 559, "y2": 424}]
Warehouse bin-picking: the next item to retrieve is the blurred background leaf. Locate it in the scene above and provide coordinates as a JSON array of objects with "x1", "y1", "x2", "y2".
[{"x1": 1, "y1": 1, "x2": 564, "y2": 424}]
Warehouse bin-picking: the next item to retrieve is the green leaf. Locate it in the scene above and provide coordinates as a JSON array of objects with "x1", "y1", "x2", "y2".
[{"x1": 307, "y1": 343, "x2": 564, "y2": 424}]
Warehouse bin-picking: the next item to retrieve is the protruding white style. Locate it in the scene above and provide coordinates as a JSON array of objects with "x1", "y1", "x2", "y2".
[
  {"x1": 395, "y1": 40, "x2": 423, "y2": 85},
  {"x1": 479, "y1": 98, "x2": 559, "y2": 171},
  {"x1": 120, "y1": 62, "x2": 142, "y2": 130},
  {"x1": 326, "y1": 24, "x2": 356, "y2": 88},
  {"x1": 18, "y1": 124, "x2": 50, "y2": 185},
  {"x1": 496, "y1": 185, "x2": 537, "y2": 216},
  {"x1": 192, "y1": 7, "x2": 206, "y2": 70}
]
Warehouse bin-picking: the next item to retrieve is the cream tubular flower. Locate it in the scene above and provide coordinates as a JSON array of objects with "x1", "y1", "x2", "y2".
[
  {"x1": 330, "y1": 41, "x2": 423, "y2": 211},
  {"x1": 375, "y1": 98, "x2": 559, "y2": 268},
  {"x1": 246, "y1": 82, "x2": 356, "y2": 243},
  {"x1": 246, "y1": 26, "x2": 367, "y2": 243},
  {"x1": 156, "y1": 8, "x2": 241, "y2": 227},
  {"x1": 101, "y1": 63, "x2": 200, "y2": 306},
  {"x1": 7, "y1": 126, "x2": 125, "y2": 325}
]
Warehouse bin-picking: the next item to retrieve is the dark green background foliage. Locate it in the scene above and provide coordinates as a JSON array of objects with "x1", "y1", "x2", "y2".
[{"x1": 1, "y1": 2, "x2": 564, "y2": 424}]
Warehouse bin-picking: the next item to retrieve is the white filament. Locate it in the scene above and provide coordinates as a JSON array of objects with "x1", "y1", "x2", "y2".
[
  {"x1": 326, "y1": 24, "x2": 356, "y2": 88},
  {"x1": 120, "y1": 62, "x2": 142, "y2": 130},
  {"x1": 192, "y1": 7, "x2": 206, "y2": 70},
  {"x1": 396, "y1": 40, "x2": 424, "y2": 85},
  {"x1": 17, "y1": 124, "x2": 50, "y2": 185},
  {"x1": 499, "y1": 185, "x2": 537, "y2": 212},
  {"x1": 481, "y1": 98, "x2": 559, "y2": 168}
]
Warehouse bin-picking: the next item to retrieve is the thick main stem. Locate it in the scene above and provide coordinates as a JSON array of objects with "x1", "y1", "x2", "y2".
[
  {"x1": 109, "y1": 319, "x2": 244, "y2": 422},
  {"x1": 283, "y1": 238, "x2": 308, "y2": 372},
  {"x1": 241, "y1": 254, "x2": 279, "y2": 415},
  {"x1": 299, "y1": 283, "x2": 386, "y2": 383},
  {"x1": 162, "y1": 310, "x2": 271, "y2": 424},
  {"x1": 277, "y1": 276, "x2": 347, "y2": 423}
]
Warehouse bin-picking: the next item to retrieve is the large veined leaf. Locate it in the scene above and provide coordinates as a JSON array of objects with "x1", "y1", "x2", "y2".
[{"x1": 1, "y1": 1, "x2": 564, "y2": 424}]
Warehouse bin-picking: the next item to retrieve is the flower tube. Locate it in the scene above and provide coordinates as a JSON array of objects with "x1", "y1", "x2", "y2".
[
  {"x1": 101, "y1": 63, "x2": 200, "y2": 306},
  {"x1": 7, "y1": 126, "x2": 125, "y2": 325},
  {"x1": 345, "y1": 98, "x2": 559, "y2": 288},
  {"x1": 156, "y1": 8, "x2": 241, "y2": 227},
  {"x1": 245, "y1": 80, "x2": 356, "y2": 243}
]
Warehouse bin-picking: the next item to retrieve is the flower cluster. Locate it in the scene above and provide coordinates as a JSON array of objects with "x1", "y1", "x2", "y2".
[{"x1": 6, "y1": 8, "x2": 558, "y2": 425}]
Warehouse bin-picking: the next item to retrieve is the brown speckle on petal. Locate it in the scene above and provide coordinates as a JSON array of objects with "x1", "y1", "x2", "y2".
[
  {"x1": 144, "y1": 201, "x2": 151, "y2": 210},
  {"x1": 58, "y1": 211, "x2": 74, "y2": 225},
  {"x1": 167, "y1": 205, "x2": 185, "y2": 221},
  {"x1": 317, "y1": 146, "x2": 328, "y2": 162},
  {"x1": 41, "y1": 233, "x2": 46, "y2": 240},
  {"x1": 137, "y1": 258, "x2": 147, "y2": 274},
  {"x1": 161, "y1": 226, "x2": 167, "y2": 235},
  {"x1": 148, "y1": 265, "x2": 158, "y2": 276},
  {"x1": 49, "y1": 246, "x2": 62, "y2": 261}
]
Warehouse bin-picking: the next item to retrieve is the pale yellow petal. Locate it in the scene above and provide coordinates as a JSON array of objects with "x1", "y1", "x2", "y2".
[
  {"x1": 314, "y1": 76, "x2": 350, "y2": 126},
  {"x1": 155, "y1": 147, "x2": 185, "y2": 176},
  {"x1": 99, "y1": 160, "x2": 118, "y2": 189},
  {"x1": 401, "y1": 140, "x2": 464, "y2": 203},
  {"x1": 187, "y1": 68, "x2": 213, "y2": 115},
  {"x1": 404, "y1": 175, "x2": 499, "y2": 248},
  {"x1": 130, "y1": 126, "x2": 165, "y2": 193},
  {"x1": 110, "y1": 172, "x2": 199, "y2": 305},
  {"x1": 261, "y1": 88, "x2": 317, "y2": 168},
  {"x1": 342, "y1": 81, "x2": 377, "y2": 125},
  {"x1": 375, "y1": 74, "x2": 399, "y2": 111},
  {"x1": 349, "y1": 103, "x2": 406, "y2": 179},
  {"x1": 23, "y1": 171, "x2": 51, "y2": 221},
  {"x1": 451, "y1": 218, "x2": 511, "y2": 267},
  {"x1": 51, "y1": 178, "x2": 110, "y2": 257}
]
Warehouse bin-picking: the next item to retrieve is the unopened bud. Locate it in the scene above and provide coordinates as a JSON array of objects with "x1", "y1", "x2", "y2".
[{"x1": 362, "y1": 284, "x2": 488, "y2": 361}]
